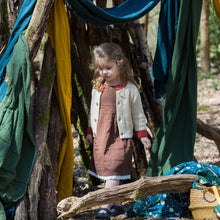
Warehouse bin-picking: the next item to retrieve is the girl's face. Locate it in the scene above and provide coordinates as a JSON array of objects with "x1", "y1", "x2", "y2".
[{"x1": 97, "y1": 58, "x2": 121, "y2": 85}]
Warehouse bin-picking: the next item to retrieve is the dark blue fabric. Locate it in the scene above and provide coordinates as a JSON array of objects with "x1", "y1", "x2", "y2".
[
  {"x1": 151, "y1": 0, "x2": 181, "y2": 98},
  {"x1": 67, "y1": 0, "x2": 160, "y2": 27},
  {"x1": 5, "y1": 205, "x2": 16, "y2": 220},
  {"x1": 126, "y1": 162, "x2": 220, "y2": 219},
  {"x1": 0, "y1": 0, "x2": 36, "y2": 104}
]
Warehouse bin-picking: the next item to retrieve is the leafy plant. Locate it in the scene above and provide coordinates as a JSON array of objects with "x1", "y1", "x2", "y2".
[
  {"x1": 197, "y1": 70, "x2": 215, "y2": 81},
  {"x1": 211, "y1": 80, "x2": 220, "y2": 90}
]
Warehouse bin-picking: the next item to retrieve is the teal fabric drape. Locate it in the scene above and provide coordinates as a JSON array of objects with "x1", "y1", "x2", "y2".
[
  {"x1": 67, "y1": 0, "x2": 160, "y2": 27},
  {"x1": 147, "y1": 0, "x2": 202, "y2": 176},
  {"x1": 151, "y1": 0, "x2": 180, "y2": 98},
  {"x1": 0, "y1": 32, "x2": 36, "y2": 219}
]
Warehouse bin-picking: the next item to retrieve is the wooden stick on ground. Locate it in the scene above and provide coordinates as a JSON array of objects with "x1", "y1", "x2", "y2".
[
  {"x1": 197, "y1": 118, "x2": 220, "y2": 153},
  {"x1": 57, "y1": 174, "x2": 198, "y2": 219}
]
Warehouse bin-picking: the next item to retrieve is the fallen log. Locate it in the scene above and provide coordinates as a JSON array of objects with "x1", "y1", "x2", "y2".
[
  {"x1": 197, "y1": 118, "x2": 220, "y2": 153},
  {"x1": 57, "y1": 174, "x2": 198, "y2": 219}
]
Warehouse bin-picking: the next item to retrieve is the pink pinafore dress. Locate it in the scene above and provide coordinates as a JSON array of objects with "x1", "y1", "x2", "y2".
[{"x1": 88, "y1": 86, "x2": 133, "y2": 180}]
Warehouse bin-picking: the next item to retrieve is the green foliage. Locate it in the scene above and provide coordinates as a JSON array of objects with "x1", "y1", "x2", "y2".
[
  {"x1": 209, "y1": 4, "x2": 220, "y2": 63},
  {"x1": 73, "y1": 73, "x2": 83, "y2": 97},
  {"x1": 211, "y1": 80, "x2": 220, "y2": 90},
  {"x1": 197, "y1": 3, "x2": 220, "y2": 64},
  {"x1": 197, "y1": 70, "x2": 215, "y2": 81},
  {"x1": 210, "y1": 4, "x2": 220, "y2": 48}
]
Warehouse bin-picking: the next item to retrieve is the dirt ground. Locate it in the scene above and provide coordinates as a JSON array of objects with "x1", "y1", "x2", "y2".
[{"x1": 65, "y1": 71, "x2": 220, "y2": 220}]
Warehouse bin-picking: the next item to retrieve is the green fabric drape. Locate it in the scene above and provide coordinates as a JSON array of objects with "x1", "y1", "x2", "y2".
[
  {"x1": 0, "y1": 32, "x2": 36, "y2": 219},
  {"x1": 147, "y1": 0, "x2": 202, "y2": 176}
]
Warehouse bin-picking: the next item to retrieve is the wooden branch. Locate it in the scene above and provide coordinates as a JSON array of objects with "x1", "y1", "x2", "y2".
[
  {"x1": 25, "y1": 0, "x2": 54, "y2": 60},
  {"x1": 197, "y1": 118, "x2": 220, "y2": 153},
  {"x1": 7, "y1": 0, "x2": 17, "y2": 33},
  {"x1": 14, "y1": 195, "x2": 28, "y2": 220},
  {"x1": 27, "y1": 39, "x2": 56, "y2": 220},
  {"x1": 127, "y1": 20, "x2": 162, "y2": 136},
  {"x1": 57, "y1": 174, "x2": 198, "y2": 219}
]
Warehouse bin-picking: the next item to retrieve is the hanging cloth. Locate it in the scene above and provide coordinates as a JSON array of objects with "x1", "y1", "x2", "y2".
[
  {"x1": 147, "y1": 0, "x2": 202, "y2": 177},
  {"x1": 0, "y1": 0, "x2": 36, "y2": 103},
  {"x1": 212, "y1": 0, "x2": 220, "y2": 20},
  {"x1": 0, "y1": 31, "x2": 36, "y2": 220},
  {"x1": 151, "y1": 0, "x2": 181, "y2": 98},
  {"x1": 46, "y1": 0, "x2": 73, "y2": 202},
  {"x1": 67, "y1": 0, "x2": 160, "y2": 27}
]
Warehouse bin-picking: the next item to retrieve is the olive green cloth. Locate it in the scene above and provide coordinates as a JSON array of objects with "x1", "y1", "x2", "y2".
[
  {"x1": 147, "y1": 0, "x2": 202, "y2": 176},
  {"x1": 0, "y1": 32, "x2": 36, "y2": 219}
]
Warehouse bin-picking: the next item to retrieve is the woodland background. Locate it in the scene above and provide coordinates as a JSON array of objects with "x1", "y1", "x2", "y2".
[{"x1": 0, "y1": 0, "x2": 220, "y2": 219}]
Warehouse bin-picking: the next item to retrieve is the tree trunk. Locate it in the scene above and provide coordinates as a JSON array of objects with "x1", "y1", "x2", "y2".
[
  {"x1": 57, "y1": 174, "x2": 198, "y2": 219},
  {"x1": 200, "y1": 0, "x2": 210, "y2": 72},
  {"x1": 25, "y1": 0, "x2": 54, "y2": 60},
  {"x1": 0, "y1": 0, "x2": 10, "y2": 57},
  {"x1": 14, "y1": 36, "x2": 58, "y2": 220},
  {"x1": 127, "y1": 20, "x2": 162, "y2": 137},
  {"x1": 15, "y1": 1, "x2": 57, "y2": 219},
  {"x1": 7, "y1": 0, "x2": 17, "y2": 33}
]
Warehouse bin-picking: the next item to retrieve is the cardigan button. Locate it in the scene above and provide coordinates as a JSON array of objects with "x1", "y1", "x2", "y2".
[
  {"x1": 96, "y1": 102, "x2": 98, "y2": 106},
  {"x1": 94, "y1": 118, "x2": 97, "y2": 122}
]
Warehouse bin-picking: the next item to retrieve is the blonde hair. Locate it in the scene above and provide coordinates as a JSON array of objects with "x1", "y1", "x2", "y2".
[{"x1": 89, "y1": 43, "x2": 139, "y2": 90}]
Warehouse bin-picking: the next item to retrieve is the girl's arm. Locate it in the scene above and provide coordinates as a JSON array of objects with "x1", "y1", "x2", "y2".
[
  {"x1": 140, "y1": 137, "x2": 151, "y2": 149},
  {"x1": 130, "y1": 86, "x2": 151, "y2": 149}
]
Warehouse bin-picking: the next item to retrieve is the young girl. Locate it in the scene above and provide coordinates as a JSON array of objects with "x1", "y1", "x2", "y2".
[{"x1": 86, "y1": 43, "x2": 151, "y2": 219}]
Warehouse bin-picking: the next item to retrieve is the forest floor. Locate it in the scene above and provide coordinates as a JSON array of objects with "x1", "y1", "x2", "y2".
[{"x1": 66, "y1": 70, "x2": 220, "y2": 220}]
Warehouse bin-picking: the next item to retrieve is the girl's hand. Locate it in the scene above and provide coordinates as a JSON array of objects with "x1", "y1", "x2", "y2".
[
  {"x1": 140, "y1": 137, "x2": 151, "y2": 149},
  {"x1": 86, "y1": 134, "x2": 93, "y2": 145}
]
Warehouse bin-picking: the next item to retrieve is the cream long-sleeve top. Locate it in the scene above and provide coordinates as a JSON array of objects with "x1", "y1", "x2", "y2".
[{"x1": 87, "y1": 81, "x2": 147, "y2": 139}]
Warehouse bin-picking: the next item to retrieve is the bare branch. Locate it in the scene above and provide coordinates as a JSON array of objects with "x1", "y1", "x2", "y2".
[{"x1": 57, "y1": 174, "x2": 198, "y2": 219}]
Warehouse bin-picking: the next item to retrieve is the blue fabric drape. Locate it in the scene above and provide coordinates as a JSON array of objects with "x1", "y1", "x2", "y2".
[
  {"x1": 67, "y1": 0, "x2": 160, "y2": 27},
  {"x1": 0, "y1": 82, "x2": 8, "y2": 103},
  {"x1": 0, "y1": 0, "x2": 36, "y2": 103},
  {"x1": 151, "y1": 0, "x2": 181, "y2": 98}
]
